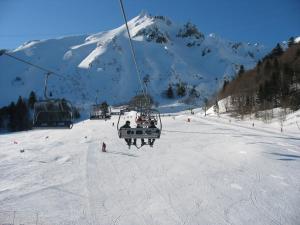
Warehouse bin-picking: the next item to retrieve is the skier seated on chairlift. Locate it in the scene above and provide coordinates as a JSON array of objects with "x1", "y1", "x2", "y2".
[
  {"x1": 120, "y1": 120, "x2": 132, "y2": 146},
  {"x1": 133, "y1": 124, "x2": 146, "y2": 147},
  {"x1": 136, "y1": 115, "x2": 147, "y2": 126},
  {"x1": 148, "y1": 120, "x2": 157, "y2": 147}
]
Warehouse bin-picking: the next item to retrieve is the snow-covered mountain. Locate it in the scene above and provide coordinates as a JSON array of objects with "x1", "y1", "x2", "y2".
[{"x1": 0, "y1": 12, "x2": 268, "y2": 109}]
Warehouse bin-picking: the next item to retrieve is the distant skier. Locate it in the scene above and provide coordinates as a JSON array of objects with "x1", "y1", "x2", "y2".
[
  {"x1": 112, "y1": 122, "x2": 115, "y2": 126},
  {"x1": 102, "y1": 142, "x2": 107, "y2": 152}
]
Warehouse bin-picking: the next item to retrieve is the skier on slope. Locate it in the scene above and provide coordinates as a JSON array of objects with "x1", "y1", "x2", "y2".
[{"x1": 102, "y1": 142, "x2": 106, "y2": 152}]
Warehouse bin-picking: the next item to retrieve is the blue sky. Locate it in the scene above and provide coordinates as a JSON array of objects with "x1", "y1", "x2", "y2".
[{"x1": 1, "y1": 0, "x2": 299, "y2": 49}]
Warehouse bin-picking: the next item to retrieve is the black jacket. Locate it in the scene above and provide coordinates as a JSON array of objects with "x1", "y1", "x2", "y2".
[
  {"x1": 121, "y1": 124, "x2": 131, "y2": 129},
  {"x1": 149, "y1": 124, "x2": 157, "y2": 129}
]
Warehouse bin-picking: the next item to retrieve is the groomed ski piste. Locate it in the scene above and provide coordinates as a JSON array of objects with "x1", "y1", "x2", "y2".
[{"x1": 0, "y1": 108, "x2": 299, "y2": 225}]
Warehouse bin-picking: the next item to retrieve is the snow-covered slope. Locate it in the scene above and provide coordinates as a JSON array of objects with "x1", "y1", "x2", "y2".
[
  {"x1": 0, "y1": 12, "x2": 268, "y2": 109},
  {"x1": 0, "y1": 111, "x2": 299, "y2": 225}
]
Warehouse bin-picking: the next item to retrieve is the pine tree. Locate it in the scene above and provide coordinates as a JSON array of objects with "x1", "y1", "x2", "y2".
[
  {"x1": 222, "y1": 80, "x2": 229, "y2": 91},
  {"x1": 290, "y1": 92, "x2": 300, "y2": 111},
  {"x1": 256, "y1": 60, "x2": 262, "y2": 73},
  {"x1": 176, "y1": 83, "x2": 186, "y2": 97},
  {"x1": 8, "y1": 102, "x2": 17, "y2": 131},
  {"x1": 288, "y1": 37, "x2": 295, "y2": 48},
  {"x1": 189, "y1": 86, "x2": 199, "y2": 98},
  {"x1": 257, "y1": 84, "x2": 266, "y2": 108},
  {"x1": 238, "y1": 65, "x2": 245, "y2": 76},
  {"x1": 264, "y1": 60, "x2": 272, "y2": 74},
  {"x1": 270, "y1": 72, "x2": 280, "y2": 107},
  {"x1": 296, "y1": 49, "x2": 300, "y2": 57},
  {"x1": 100, "y1": 101, "x2": 109, "y2": 114},
  {"x1": 15, "y1": 96, "x2": 30, "y2": 131},
  {"x1": 166, "y1": 85, "x2": 174, "y2": 98},
  {"x1": 203, "y1": 98, "x2": 208, "y2": 116},
  {"x1": 257, "y1": 60, "x2": 262, "y2": 67},
  {"x1": 213, "y1": 100, "x2": 219, "y2": 116},
  {"x1": 273, "y1": 58, "x2": 279, "y2": 69},
  {"x1": 270, "y1": 43, "x2": 284, "y2": 58},
  {"x1": 0, "y1": 106, "x2": 9, "y2": 129}
]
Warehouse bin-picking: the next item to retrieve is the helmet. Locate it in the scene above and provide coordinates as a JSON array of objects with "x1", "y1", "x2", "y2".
[{"x1": 126, "y1": 120, "x2": 130, "y2": 124}]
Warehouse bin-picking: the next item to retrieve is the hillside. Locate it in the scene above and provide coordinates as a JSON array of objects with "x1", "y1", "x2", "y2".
[
  {"x1": 0, "y1": 12, "x2": 267, "y2": 110},
  {"x1": 217, "y1": 40, "x2": 300, "y2": 116}
]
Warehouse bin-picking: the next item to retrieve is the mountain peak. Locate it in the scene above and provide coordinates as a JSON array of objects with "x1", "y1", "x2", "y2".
[
  {"x1": 0, "y1": 13, "x2": 269, "y2": 108},
  {"x1": 137, "y1": 10, "x2": 150, "y2": 19}
]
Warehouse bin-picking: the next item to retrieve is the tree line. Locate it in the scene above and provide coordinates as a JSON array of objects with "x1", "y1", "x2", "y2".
[
  {"x1": 0, "y1": 91, "x2": 81, "y2": 132},
  {"x1": 0, "y1": 91, "x2": 37, "y2": 131},
  {"x1": 165, "y1": 82, "x2": 200, "y2": 104},
  {"x1": 218, "y1": 37, "x2": 300, "y2": 118}
]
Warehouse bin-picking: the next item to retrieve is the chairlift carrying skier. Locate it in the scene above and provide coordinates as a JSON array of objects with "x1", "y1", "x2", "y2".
[
  {"x1": 120, "y1": 120, "x2": 132, "y2": 146},
  {"x1": 116, "y1": 0, "x2": 162, "y2": 149}
]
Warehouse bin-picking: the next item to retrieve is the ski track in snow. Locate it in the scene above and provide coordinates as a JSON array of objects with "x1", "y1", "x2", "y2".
[{"x1": 0, "y1": 114, "x2": 299, "y2": 225}]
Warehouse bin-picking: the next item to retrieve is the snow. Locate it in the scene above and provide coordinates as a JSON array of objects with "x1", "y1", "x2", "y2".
[
  {"x1": 207, "y1": 97, "x2": 300, "y2": 136},
  {"x1": 0, "y1": 110, "x2": 299, "y2": 225}
]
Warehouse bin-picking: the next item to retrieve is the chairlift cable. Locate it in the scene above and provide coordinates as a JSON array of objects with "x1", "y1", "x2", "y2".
[
  {"x1": 118, "y1": 0, "x2": 148, "y2": 101},
  {"x1": 2, "y1": 52, "x2": 80, "y2": 85}
]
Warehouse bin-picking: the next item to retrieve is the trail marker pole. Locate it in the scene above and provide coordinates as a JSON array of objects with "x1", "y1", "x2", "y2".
[
  {"x1": 35, "y1": 212, "x2": 39, "y2": 225},
  {"x1": 12, "y1": 211, "x2": 16, "y2": 225}
]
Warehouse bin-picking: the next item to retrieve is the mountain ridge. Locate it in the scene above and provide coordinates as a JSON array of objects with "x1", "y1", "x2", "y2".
[{"x1": 0, "y1": 12, "x2": 268, "y2": 111}]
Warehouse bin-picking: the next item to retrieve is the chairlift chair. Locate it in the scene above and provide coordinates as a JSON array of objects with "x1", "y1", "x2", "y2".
[
  {"x1": 32, "y1": 72, "x2": 74, "y2": 129},
  {"x1": 33, "y1": 99, "x2": 73, "y2": 129},
  {"x1": 117, "y1": 108, "x2": 162, "y2": 144},
  {"x1": 116, "y1": 0, "x2": 163, "y2": 148}
]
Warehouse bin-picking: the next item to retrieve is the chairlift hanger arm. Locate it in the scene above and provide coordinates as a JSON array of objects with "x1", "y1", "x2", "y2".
[{"x1": 44, "y1": 72, "x2": 52, "y2": 100}]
